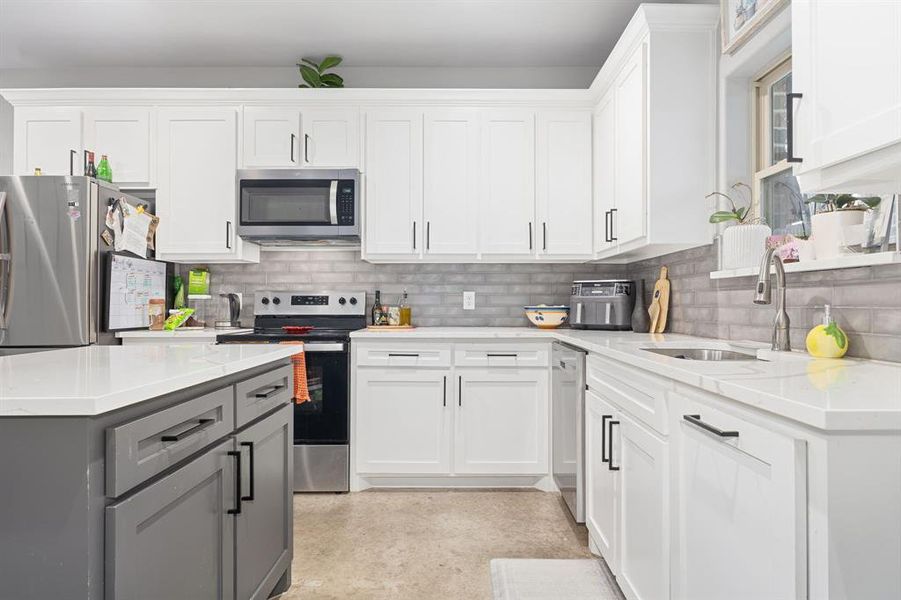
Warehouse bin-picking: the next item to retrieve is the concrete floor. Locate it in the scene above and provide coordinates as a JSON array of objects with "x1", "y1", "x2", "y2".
[{"x1": 283, "y1": 489, "x2": 596, "y2": 599}]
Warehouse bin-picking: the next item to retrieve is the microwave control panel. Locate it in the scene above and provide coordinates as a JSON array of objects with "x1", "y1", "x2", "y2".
[{"x1": 338, "y1": 180, "x2": 355, "y2": 225}]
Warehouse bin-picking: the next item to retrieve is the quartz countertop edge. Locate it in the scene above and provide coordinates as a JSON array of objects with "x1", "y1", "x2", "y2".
[
  {"x1": 351, "y1": 327, "x2": 901, "y2": 432},
  {"x1": 0, "y1": 345, "x2": 303, "y2": 417},
  {"x1": 115, "y1": 328, "x2": 253, "y2": 338}
]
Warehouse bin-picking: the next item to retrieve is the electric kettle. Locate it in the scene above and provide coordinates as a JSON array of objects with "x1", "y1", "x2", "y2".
[{"x1": 215, "y1": 293, "x2": 242, "y2": 330}]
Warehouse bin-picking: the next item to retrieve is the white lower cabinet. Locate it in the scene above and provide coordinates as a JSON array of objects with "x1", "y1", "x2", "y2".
[
  {"x1": 585, "y1": 389, "x2": 619, "y2": 571},
  {"x1": 674, "y1": 393, "x2": 807, "y2": 600},
  {"x1": 455, "y1": 368, "x2": 549, "y2": 475},
  {"x1": 354, "y1": 367, "x2": 451, "y2": 474},
  {"x1": 353, "y1": 342, "x2": 550, "y2": 481}
]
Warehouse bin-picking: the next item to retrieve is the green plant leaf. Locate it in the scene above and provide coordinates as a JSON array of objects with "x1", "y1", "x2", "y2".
[
  {"x1": 709, "y1": 211, "x2": 740, "y2": 224},
  {"x1": 318, "y1": 55, "x2": 343, "y2": 72},
  {"x1": 320, "y1": 73, "x2": 344, "y2": 88},
  {"x1": 300, "y1": 58, "x2": 320, "y2": 69},
  {"x1": 298, "y1": 84, "x2": 310, "y2": 88},
  {"x1": 735, "y1": 206, "x2": 747, "y2": 220},
  {"x1": 299, "y1": 65, "x2": 322, "y2": 87},
  {"x1": 824, "y1": 322, "x2": 846, "y2": 350}
]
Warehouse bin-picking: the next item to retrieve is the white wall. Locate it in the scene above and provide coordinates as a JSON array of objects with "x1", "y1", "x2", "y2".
[{"x1": 0, "y1": 66, "x2": 599, "y2": 90}]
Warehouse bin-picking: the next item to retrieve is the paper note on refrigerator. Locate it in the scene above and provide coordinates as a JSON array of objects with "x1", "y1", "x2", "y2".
[{"x1": 115, "y1": 207, "x2": 152, "y2": 258}]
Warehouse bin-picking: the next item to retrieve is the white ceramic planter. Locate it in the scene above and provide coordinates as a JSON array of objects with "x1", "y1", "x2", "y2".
[
  {"x1": 810, "y1": 210, "x2": 865, "y2": 259},
  {"x1": 720, "y1": 223, "x2": 772, "y2": 270}
]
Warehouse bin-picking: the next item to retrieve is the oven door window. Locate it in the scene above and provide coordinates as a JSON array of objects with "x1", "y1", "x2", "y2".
[
  {"x1": 294, "y1": 350, "x2": 348, "y2": 444},
  {"x1": 240, "y1": 180, "x2": 333, "y2": 225}
]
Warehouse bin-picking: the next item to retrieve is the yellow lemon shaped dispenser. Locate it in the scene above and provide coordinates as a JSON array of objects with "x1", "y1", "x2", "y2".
[{"x1": 806, "y1": 304, "x2": 848, "y2": 358}]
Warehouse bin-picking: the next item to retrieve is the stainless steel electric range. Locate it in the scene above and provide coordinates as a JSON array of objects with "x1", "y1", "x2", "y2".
[{"x1": 217, "y1": 290, "x2": 366, "y2": 492}]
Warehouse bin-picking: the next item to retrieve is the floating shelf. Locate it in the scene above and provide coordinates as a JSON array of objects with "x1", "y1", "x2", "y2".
[
  {"x1": 187, "y1": 294, "x2": 212, "y2": 300},
  {"x1": 710, "y1": 251, "x2": 901, "y2": 279}
]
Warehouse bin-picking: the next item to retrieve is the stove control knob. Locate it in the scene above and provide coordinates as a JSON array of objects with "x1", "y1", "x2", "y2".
[
  {"x1": 272, "y1": 297, "x2": 281, "y2": 305},
  {"x1": 338, "y1": 297, "x2": 347, "y2": 305},
  {"x1": 349, "y1": 297, "x2": 358, "y2": 305},
  {"x1": 261, "y1": 297, "x2": 270, "y2": 305}
]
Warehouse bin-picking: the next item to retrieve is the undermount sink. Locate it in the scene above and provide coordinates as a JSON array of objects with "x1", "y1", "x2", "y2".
[{"x1": 641, "y1": 347, "x2": 760, "y2": 361}]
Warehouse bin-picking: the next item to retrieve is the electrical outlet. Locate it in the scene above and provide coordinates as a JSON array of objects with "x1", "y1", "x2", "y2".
[{"x1": 463, "y1": 291, "x2": 476, "y2": 310}]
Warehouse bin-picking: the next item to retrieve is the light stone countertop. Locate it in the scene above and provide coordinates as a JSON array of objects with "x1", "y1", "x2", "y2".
[
  {"x1": 351, "y1": 326, "x2": 901, "y2": 431},
  {"x1": 0, "y1": 344, "x2": 303, "y2": 417},
  {"x1": 115, "y1": 327, "x2": 252, "y2": 339}
]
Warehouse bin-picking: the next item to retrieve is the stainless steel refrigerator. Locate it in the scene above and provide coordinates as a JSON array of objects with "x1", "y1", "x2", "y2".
[{"x1": 0, "y1": 176, "x2": 149, "y2": 354}]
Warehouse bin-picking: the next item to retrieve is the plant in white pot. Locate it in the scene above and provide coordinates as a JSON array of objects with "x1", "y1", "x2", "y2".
[
  {"x1": 805, "y1": 194, "x2": 881, "y2": 260},
  {"x1": 707, "y1": 183, "x2": 772, "y2": 270}
]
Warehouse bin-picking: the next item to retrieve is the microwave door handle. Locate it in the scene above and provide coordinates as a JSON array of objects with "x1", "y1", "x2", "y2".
[{"x1": 329, "y1": 180, "x2": 338, "y2": 225}]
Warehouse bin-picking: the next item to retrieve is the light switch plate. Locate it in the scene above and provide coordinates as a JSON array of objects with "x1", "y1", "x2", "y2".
[{"x1": 463, "y1": 291, "x2": 476, "y2": 310}]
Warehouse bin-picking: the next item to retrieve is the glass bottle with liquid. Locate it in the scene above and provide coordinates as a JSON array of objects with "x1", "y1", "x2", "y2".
[{"x1": 399, "y1": 289, "x2": 411, "y2": 326}]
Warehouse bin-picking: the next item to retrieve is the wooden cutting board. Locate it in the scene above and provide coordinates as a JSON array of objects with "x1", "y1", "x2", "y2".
[{"x1": 648, "y1": 266, "x2": 671, "y2": 333}]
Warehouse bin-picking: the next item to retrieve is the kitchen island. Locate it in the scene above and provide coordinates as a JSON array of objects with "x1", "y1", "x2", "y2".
[{"x1": 0, "y1": 344, "x2": 301, "y2": 600}]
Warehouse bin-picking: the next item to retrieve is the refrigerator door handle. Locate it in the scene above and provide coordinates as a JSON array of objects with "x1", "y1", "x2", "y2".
[{"x1": 0, "y1": 191, "x2": 9, "y2": 335}]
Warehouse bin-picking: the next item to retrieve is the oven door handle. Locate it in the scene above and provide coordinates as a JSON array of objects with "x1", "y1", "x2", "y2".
[
  {"x1": 303, "y1": 342, "x2": 346, "y2": 353},
  {"x1": 329, "y1": 180, "x2": 338, "y2": 225}
]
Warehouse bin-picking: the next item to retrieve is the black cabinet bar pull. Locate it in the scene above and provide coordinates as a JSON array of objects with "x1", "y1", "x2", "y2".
[
  {"x1": 225, "y1": 221, "x2": 232, "y2": 249},
  {"x1": 443, "y1": 376, "x2": 447, "y2": 407},
  {"x1": 412, "y1": 221, "x2": 417, "y2": 250},
  {"x1": 290, "y1": 133, "x2": 296, "y2": 162},
  {"x1": 529, "y1": 222, "x2": 533, "y2": 250},
  {"x1": 458, "y1": 375, "x2": 462, "y2": 407},
  {"x1": 304, "y1": 133, "x2": 310, "y2": 163},
  {"x1": 426, "y1": 221, "x2": 431, "y2": 250},
  {"x1": 683, "y1": 414, "x2": 739, "y2": 438},
  {"x1": 487, "y1": 353, "x2": 517, "y2": 358},
  {"x1": 388, "y1": 352, "x2": 419, "y2": 357},
  {"x1": 161, "y1": 418, "x2": 214, "y2": 442},
  {"x1": 607, "y1": 420, "x2": 620, "y2": 471},
  {"x1": 601, "y1": 415, "x2": 612, "y2": 463},
  {"x1": 227, "y1": 450, "x2": 242, "y2": 515},
  {"x1": 254, "y1": 385, "x2": 284, "y2": 399},
  {"x1": 604, "y1": 210, "x2": 611, "y2": 243},
  {"x1": 609, "y1": 208, "x2": 618, "y2": 242},
  {"x1": 240, "y1": 441, "x2": 255, "y2": 501},
  {"x1": 542, "y1": 222, "x2": 547, "y2": 251},
  {"x1": 786, "y1": 92, "x2": 804, "y2": 163},
  {"x1": 70, "y1": 149, "x2": 77, "y2": 176}
]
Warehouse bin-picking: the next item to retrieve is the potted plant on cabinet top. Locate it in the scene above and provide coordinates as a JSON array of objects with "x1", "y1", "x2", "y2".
[
  {"x1": 707, "y1": 183, "x2": 772, "y2": 270},
  {"x1": 805, "y1": 194, "x2": 881, "y2": 260}
]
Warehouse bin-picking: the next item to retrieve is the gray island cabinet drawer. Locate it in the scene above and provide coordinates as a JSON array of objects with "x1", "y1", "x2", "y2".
[
  {"x1": 235, "y1": 364, "x2": 293, "y2": 428},
  {"x1": 106, "y1": 386, "x2": 235, "y2": 497}
]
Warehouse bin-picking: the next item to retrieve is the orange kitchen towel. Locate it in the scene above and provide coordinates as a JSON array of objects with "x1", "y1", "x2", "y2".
[{"x1": 279, "y1": 341, "x2": 310, "y2": 404}]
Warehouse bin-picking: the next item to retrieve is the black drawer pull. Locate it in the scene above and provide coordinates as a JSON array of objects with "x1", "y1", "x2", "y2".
[
  {"x1": 161, "y1": 418, "x2": 214, "y2": 442},
  {"x1": 227, "y1": 450, "x2": 242, "y2": 515},
  {"x1": 254, "y1": 385, "x2": 284, "y2": 399},
  {"x1": 240, "y1": 441, "x2": 255, "y2": 501},
  {"x1": 683, "y1": 414, "x2": 739, "y2": 438},
  {"x1": 487, "y1": 353, "x2": 517, "y2": 358},
  {"x1": 601, "y1": 415, "x2": 612, "y2": 463},
  {"x1": 388, "y1": 353, "x2": 419, "y2": 357}
]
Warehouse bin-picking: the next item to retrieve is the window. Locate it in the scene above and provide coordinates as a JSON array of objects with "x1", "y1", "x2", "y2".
[{"x1": 752, "y1": 58, "x2": 811, "y2": 238}]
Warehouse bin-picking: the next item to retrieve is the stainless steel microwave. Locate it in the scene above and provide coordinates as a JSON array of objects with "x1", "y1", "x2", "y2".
[{"x1": 236, "y1": 169, "x2": 360, "y2": 245}]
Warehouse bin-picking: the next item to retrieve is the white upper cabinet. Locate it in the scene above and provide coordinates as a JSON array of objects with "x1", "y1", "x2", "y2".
[
  {"x1": 300, "y1": 108, "x2": 360, "y2": 168},
  {"x1": 479, "y1": 110, "x2": 536, "y2": 257},
  {"x1": 83, "y1": 107, "x2": 153, "y2": 187},
  {"x1": 156, "y1": 107, "x2": 258, "y2": 263},
  {"x1": 589, "y1": 5, "x2": 718, "y2": 262},
  {"x1": 792, "y1": 0, "x2": 901, "y2": 193},
  {"x1": 242, "y1": 107, "x2": 300, "y2": 167},
  {"x1": 536, "y1": 111, "x2": 593, "y2": 258},
  {"x1": 363, "y1": 109, "x2": 423, "y2": 257},
  {"x1": 454, "y1": 367, "x2": 549, "y2": 475},
  {"x1": 242, "y1": 107, "x2": 359, "y2": 168},
  {"x1": 611, "y1": 47, "x2": 646, "y2": 248},
  {"x1": 594, "y1": 91, "x2": 617, "y2": 254},
  {"x1": 423, "y1": 109, "x2": 479, "y2": 256},
  {"x1": 13, "y1": 107, "x2": 83, "y2": 176}
]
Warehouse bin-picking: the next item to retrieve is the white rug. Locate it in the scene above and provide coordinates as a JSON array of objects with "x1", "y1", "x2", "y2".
[{"x1": 490, "y1": 558, "x2": 623, "y2": 600}]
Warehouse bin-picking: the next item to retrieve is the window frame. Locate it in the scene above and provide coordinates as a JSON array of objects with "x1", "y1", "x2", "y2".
[{"x1": 751, "y1": 56, "x2": 793, "y2": 221}]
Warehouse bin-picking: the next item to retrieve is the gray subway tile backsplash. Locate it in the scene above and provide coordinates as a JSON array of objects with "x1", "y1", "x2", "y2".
[{"x1": 194, "y1": 243, "x2": 901, "y2": 362}]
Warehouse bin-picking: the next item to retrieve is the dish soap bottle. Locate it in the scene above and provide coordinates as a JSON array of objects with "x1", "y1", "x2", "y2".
[{"x1": 806, "y1": 304, "x2": 848, "y2": 358}]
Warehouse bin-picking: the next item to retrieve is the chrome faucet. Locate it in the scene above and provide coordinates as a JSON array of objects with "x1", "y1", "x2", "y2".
[{"x1": 753, "y1": 247, "x2": 791, "y2": 351}]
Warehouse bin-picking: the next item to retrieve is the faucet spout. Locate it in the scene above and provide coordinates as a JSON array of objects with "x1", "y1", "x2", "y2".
[{"x1": 753, "y1": 247, "x2": 791, "y2": 351}]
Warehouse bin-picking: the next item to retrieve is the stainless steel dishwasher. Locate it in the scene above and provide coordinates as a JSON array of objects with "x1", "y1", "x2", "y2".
[{"x1": 552, "y1": 342, "x2": 587, "y2": 523}]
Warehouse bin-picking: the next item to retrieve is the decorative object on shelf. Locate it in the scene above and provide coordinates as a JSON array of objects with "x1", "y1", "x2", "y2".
[
  {"x1": 524, "y1": 305, "x2": 570, "y2": 329},
  {"x1": 298, "y1": 55, "x2": 344, "y2": 88},
  {"x1": 805, "y1": 194, "x2": 881, "y2": 260},
  {"x1": 767, "y1": 234, "x2": 801, "y2": 263},
  {"x1": 648, "y1": 266, "x2": 670, "y2": 333},
  {"x1": 708, "y1": 184, "x2": 772, "y2": 270},
  {"x1": 806, "y1": 304, "x2": 848, "y2": 359},
  {"x1": 631, "y1": 279, "x2": 650, "y2": 333},
  {"x1": 96, "y1": 154, "x2": 112, "y2": 182},
  {"x1": 721, "y1": 0, "x2": 789, "y2": 54}
]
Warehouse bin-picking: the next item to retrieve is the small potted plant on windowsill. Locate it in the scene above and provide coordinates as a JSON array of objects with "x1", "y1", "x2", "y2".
[
  {"x1": 707, "y1": 183, "x2": 772, "y2": 270},
  {"x1": 805, "y1": 194, "x2": 881, "y2": 260}
]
